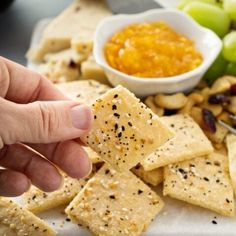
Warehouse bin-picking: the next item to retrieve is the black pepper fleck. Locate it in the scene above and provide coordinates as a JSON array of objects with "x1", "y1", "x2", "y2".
[
  {"x1": 138, "y1": 189, "x2": 143, "y2": 194},
  {"x1": 212, "y1": 220, "x2": 217, "y2": 225}
]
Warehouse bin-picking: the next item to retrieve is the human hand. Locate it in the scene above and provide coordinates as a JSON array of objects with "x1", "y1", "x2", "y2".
[{"x1": 0, "y1": 57, "x2": 93, "y2": 197}]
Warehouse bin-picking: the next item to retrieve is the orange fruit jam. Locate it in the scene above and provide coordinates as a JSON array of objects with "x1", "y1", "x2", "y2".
[{"x1": 104, "y1": 22, "x2": 203, "y2": 78}]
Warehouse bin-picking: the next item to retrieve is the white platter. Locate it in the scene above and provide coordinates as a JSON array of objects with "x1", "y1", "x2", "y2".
[{"x1": 20, "y1": 18, "x2": 236, "y2": 236}]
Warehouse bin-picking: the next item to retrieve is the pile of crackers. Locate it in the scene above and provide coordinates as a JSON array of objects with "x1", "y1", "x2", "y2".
[
  {"x1": 27, "y1": 0, "x2": 112, "y2": 85},
  {"x1": 1, "y1": 80, "x2": 236, "y2": 235},
  {"x1": 1, "y1": 0, "x2": 236, "y2": 235}
]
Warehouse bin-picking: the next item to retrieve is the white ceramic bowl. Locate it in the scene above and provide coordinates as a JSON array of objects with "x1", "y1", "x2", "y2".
[
  {"x1": 154, "y1": 0, "x2": 179, "y2": 8},
  {"x1": 94, "y1": 9, "x2": 222, "y2": 97}
]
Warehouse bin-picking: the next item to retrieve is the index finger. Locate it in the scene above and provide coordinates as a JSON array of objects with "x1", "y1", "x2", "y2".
[{"x1": 0, "y1": 56, "x2": 68, "y2": 103}]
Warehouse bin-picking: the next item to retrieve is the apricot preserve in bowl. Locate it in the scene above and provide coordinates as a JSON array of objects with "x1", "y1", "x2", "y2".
[
  {"x1": 105, "y1": 22, "x2": 202, "y2": 78},
  {"x1": 94, "y1": 9, "x2": 222, "y2": 97}
]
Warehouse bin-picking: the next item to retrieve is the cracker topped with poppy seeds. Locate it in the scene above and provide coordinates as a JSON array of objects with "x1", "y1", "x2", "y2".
[
  {"x1": 132, "y1": 164, "x2": 163, "y2": 186},
  {"x1": 65, "y1": 164, "x2": 164, "y2": 236},
  {"x1": 56, "y1": 80, "x2": 111, "y2": 105},
  {"x1": 226, "y1": 134, "x2": 236, "y2": 196},
  {"x1": 23, "y1": 171, "x2": 94, "y2": 214},
  {"x1": 81, "y1": 85, "x2": 174, "y2": 171},
  {"x1": 142, "y1": 114, "x2": 213, "y2": 171},
  {"x1": 163, "y1": 151, "x2": 234, "y2": 217},
  {"x1": 0, "y1": 197, "x2": 56, "y2": 236}
]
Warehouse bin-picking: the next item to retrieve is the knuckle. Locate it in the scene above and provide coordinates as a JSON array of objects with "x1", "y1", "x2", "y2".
[
  {"x1": 36, "y1": 102, "x2": 60, "y2": 140},
  {"x1": 0, "y1": 98, "x2": 15, "y2": 146}
]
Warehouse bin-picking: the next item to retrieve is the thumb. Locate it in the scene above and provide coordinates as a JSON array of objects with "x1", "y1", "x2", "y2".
[{"x1": 0, "y1": 98, "x2": 93, "y2": 146}]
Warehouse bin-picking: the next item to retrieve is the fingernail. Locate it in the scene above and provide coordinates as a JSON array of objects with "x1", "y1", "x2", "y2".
[
  {"x1": 58, "y1": 176, "x2": 64, "y2": 189},
  {"x1": 71, "y1": 105, "x2": 92, "y2": 130},
  {"x1": 82, "y1": 160, "x2": 93, "y2": 179}
]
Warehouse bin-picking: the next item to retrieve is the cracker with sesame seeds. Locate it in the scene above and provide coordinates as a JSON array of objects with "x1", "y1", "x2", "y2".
[
  {"x1": 65, "y1": 164, "x2": 164, "y2": 236},
  {"x1": 0, "y1": 198, "x2": 56, "y2": 236},
  {"x1": 142, "y1": 114, "x2": 213, "y2": 171},
  {"x1": 226, "y1": 134, "x2": 236, "y2": 196},
  {"x1": 85, "y1": 147, "x2": 103, "y2": 164},
  {"x1": 0, "y1": 223, "x2": 16, "y2": 236},
  {"x1": 56, "y1": 80, "x2": 111, "y2": 105},
  {"x1": 163, "y1": 151, "x2": 234, "y2": 217},
  {"x1": 132, "y1": 164, "x2": 163, "y2": 186},
  {"x1": 23, "y1": 171, "x2": 94, "y2": 213},
  {"x1": 81, "y1": 85, "x2": 174, "y2": 171}
]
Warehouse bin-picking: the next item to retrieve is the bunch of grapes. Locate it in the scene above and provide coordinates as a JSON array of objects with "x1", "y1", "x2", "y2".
[{"x1": 177, "y1": 0, "x2": 236, "y2": 84}]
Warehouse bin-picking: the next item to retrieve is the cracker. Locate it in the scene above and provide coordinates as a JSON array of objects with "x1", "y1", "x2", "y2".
[
  {"x1": 71, "y1": 38, "x2": 93, "y2": 58},
  {"x1": 132, "y1": 164, "x2": 163, "y2": 186},
  {"x1": 81, "y1": 85, "x2": 174, "y2": 171},
  {"x1": 44, "y1": 48, "x2": 87, "y2": 64},
  {"x1": 143, "y1": 114, "x2": 213, "y2": 171},
  {"x1": 27, "y1": 0, "x2": 111, "y2": 62},
  {"x1": 38, "y1": 60, "x2": 79, "y2": 83},
  {"x1": 163, "y1": 151, "x2": 234, "y2": 217},
  {"x1": 23, "y1": 172, "x2": 94, "y2": 213},
  {"x1": 56, "y1": 80, "x2": 111, "y2": 105},
  {"x1": 85, "y1": 147, "x2": 103, "y2": 164},
  {"x1": 226, "y1": 134, "x2": 236, "y2": 196},
  {"x1": 65, "y1": 164, "x2": 164, "y2": 236},
  {"x1": 0, "y1": 198, "x2": 56, "y2": 235},
  {"x1": 81, "y1": 56, "x2": 109, "y2": 85},
  {"x1": 0, "y1": 223, "x2": 16, "y2": 236}
]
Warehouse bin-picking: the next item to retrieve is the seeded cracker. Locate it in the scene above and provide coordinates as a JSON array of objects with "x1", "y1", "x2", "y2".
[
  {"x1": 226, "y1": 134, "x2": 236, "y2": 196},
  {"x1": 143, "y1": 114, "x2": 213, "y2": 171},
  {"x1": 81, "y1": 85, "x2": 174, "y2": 171},
  {"x1": 0, "y1": 198, "x2": 56, "y2": 236},
  {"x1": 81, "y1": 55, "x2": 108, "y2": 85},
  {"x1": 23, "y1": 171, "x2": 94, "y2": 213},
  {"x1": 85, "y1": 147, "x2": 103, "y2": 164},
  {"x1": 164, "y1": 151, "x2": 234, "y2": 217},
  {"x1": 65, "y1": 164, "x2": 164, "y2": 236},
  {"x1": 56, "y1": 80, "x2": 111, "y2": 105},
  {"x1": 132, "y1": 164, "x2": 163, "y2": 186}
]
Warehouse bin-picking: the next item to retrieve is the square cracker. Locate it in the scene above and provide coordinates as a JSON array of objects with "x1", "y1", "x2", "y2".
[
  {"x1": 23, "y1": 172, "x2": 93, "y2": 213},
  {"x1": 226, "y1": 134, "x2": 236, "y2": 196},
  {"x1": 143, "y1": 114, "x2": 213, "y2": 171},
  {"x1": 56, "y1": 80, "x2": 111, "y2": 106},
  {"x1": 65, "y1": 164, "x2": 164, "y2": 236},
  {"x1": 0, "y1": 198, "x2": 56, "y2": 236},
  {"x1": 27, "y1": 0, "x2": 111, "y2": 62},
  {"x1": 81, "y1": 85, "x2": 174, "y2": 171},
  {"x1": 37, "y1": 60, "x2": 80, "y2": 83},
  {"x1": 81, "y1": 55, "x2": 108, "y2": 85},
  {"x1": 163, "y1": 151, "x2": 234, "y2": 217},
  {"x1": 132, "y1": 164, "x2": 163, "y2": 186},
  {"x1": 85, "y1": 147, "x2": 103, "y2": 164},
  {"x1": 44, "y1": 48, "x2": 87, "y2": 64}
]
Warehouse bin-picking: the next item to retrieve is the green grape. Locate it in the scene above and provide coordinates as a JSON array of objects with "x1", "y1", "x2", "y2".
[
  {"x1": 183, "y1": 2, "x2": 230, "y2": 38},
  {"x1": 226, "y1": 62, "x2": 236, "y2": 76},
  {"x1": 223, "y1": 0, "x2": 236, "y2": 21},
  {"x1": 223, "y1": 31, "x2": 236, "y2": 62},
  {"x1": 177, "y1": 0, "x2": 219, "y2": 10},
  {"x1": 203, "y1": 53, "x2": 227, "y2": 85},
  {"x1": 232, "y1": 21, "x2": 236, "y2": 30}
]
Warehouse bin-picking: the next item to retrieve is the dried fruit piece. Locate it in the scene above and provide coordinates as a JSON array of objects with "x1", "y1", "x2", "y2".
[
  {"x1": 208, "y1": 94, "x2": 230, "y2": 105},
  {"x1": 230, "y1": 84, "x2": 236, "y2": 95},
  {"x1": 202, "y1": 108, "x2": 217, "y2": 133}
]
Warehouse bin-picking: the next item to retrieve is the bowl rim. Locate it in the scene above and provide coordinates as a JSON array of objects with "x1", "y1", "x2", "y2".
[{"x1": 93, "y1": 8, "x2": 222, "y2": 84}]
